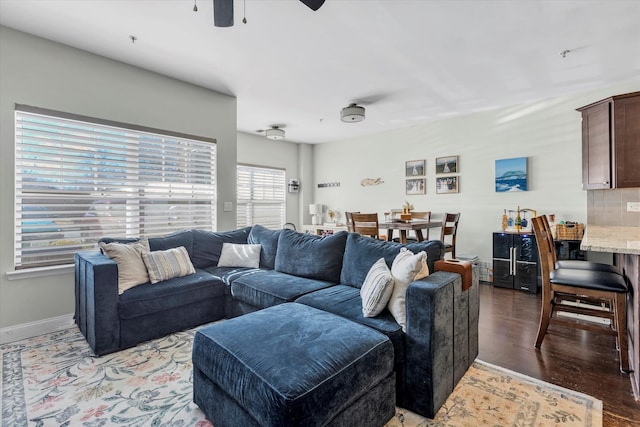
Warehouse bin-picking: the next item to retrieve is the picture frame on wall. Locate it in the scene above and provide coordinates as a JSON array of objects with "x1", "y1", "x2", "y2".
[
  {"x1": 435, "y1": 156, "x2": 458, "y2": 174},
  {"x1": 436, "y1": 176, "x2": 459, "y2": 194},
  {"x1": 406, "y1": 178, "x2": 426, "y2": 195},
  {"x1": 495, "y1": 157, "x2": 527, "y2": 192},
  {"x1": 405, "y1": 160, "x2": 425, "y2": 177}
]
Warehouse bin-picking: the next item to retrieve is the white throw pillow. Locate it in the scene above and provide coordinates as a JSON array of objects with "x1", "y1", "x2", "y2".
[
  {"x1": 360, "y1": 258, "x2": 395, "y2": 318},
  {"x1": 217, "y1": 243, "x2": 262, "y2": 268},
  {"x1": 99, "y1": 239, "x2": 150, "y2": 294},
  {"x1": 387, "y1": 248, "x2": 429, "y2": 331}
]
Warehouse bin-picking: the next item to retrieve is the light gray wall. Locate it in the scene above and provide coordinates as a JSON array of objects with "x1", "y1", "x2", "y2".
[
  {"x1": 312, "y1": 80, "x2": 640, "y2": 265},
  {"x1": 0, "y1": 27, "x2": 237, "y2": 329}
]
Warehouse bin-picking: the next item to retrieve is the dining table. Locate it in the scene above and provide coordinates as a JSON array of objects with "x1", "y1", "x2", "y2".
[{"x1": 379, "y1": 219, "x2": 443, "y2": 244}]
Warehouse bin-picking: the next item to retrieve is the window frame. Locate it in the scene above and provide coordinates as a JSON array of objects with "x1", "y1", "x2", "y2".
[
  {"x1": 14, "y1": 104, "x2": 217, "y2": 270},
  {"x1": 236, "y1": 163, "x2": 286, "y2": 230}
]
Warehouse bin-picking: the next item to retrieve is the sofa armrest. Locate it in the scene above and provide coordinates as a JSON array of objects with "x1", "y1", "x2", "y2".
[
  {"x1": 75, "y1": 250, "x2": 120, "y2": 355},
  {"x1": 403, "y1": 269, "x2": 479, "y2": 418}
]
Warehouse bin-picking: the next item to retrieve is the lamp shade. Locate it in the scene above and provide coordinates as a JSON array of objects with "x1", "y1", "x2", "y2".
[{"x1": 309, "y1": 204, "x2": 323, "y2": 215}]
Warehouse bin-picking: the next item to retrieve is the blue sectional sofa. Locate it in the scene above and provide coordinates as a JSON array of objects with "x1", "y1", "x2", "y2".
[{"x1": 74, "y1": 225, "x2": 479, "y2": 418}]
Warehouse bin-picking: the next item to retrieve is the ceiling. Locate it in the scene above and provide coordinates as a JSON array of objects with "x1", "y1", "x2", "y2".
[{"x1": 1, "y1": 0, "x2": 639, "y2": 144}]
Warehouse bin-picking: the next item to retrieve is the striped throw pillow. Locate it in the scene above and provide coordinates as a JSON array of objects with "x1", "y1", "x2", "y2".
[
  {"x1": 360, "y1": 258, "x2": 395, "y2": 318},
  {"x1": 142, "y1": 246, "x2": 196, "y2": 284}
]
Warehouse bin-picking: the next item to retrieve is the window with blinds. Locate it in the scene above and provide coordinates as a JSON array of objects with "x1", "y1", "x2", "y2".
[
  {"x1": 14, "y1": 105, "x2": 217, "y2": 269},
  {"x1": 237, "y1": 164, "x2": 286, "y2": 229}
]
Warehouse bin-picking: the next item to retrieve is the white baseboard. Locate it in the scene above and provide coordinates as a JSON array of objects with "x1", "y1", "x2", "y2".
[{"x1": 0, "y1": 313, "x2": 75, "y2": 345}]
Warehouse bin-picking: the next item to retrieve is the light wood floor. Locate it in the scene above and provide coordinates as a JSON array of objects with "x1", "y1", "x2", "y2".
[{"x1": 477, "y1": 283, "x2": 639, "y2": 426}]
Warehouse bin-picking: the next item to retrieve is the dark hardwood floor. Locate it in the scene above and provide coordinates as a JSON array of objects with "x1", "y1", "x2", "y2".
[{"x1": 478, "y1": 283, "x2": 639, "y2": 426}]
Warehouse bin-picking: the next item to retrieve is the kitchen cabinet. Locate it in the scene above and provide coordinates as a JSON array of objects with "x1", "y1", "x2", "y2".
[
  {"x1": 492, "y1": 232, "x2": 540, "y2": 293},
  {"x1": 577, "y1": 91, "x2": 640, "y2": 189}
]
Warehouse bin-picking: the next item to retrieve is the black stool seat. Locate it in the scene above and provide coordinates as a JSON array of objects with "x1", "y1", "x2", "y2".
[
  {"x1": 550, "y1": 268, "x2": 628, "y2": 293},
  {"x1": 556, "y1": 259, "x2": 621, "y2": 274}
]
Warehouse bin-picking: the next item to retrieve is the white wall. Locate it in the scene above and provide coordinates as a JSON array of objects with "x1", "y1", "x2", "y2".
[
  {"x1": 0, "y1": 27, "x2": 237, "y2": 329},
  {"x1": 312, "y1": 80, "x2": 640, "y2": 265},
  {"x1": 237, "y1": 132, "x2": 311, "y2": 228}
]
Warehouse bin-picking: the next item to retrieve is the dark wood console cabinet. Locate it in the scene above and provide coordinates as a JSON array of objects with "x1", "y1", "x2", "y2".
[
  {"x1": 492, "y1": 231, "x2": 540, "y2": 294},
  {"x1": 577, "y1": 91, "x2": 640, "y2": 189}
]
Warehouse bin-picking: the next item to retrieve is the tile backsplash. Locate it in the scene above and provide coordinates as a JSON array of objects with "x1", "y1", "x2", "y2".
[{"x1": 587, "y1": 188, "x2": 640, "y2": 227}]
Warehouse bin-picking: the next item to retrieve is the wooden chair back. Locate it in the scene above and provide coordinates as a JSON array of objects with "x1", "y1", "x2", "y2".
[
  {"x1": 411, "y1": 211, "x2": 432, "y2": 239},
  {"x1": 351, "y1": 213, "x2": 380, "y2": 239},
  {"x1": 345, "y1": 211, "x2": 359, "y2": 232},
  {"x1": 411, "y1": 211, "x2": 431, "y2": 220},
  {"x1": 440, "y1": 212, "x2": 460, "y2": 258},
  {"x1": 531, "y1": 216, "x2": 555, "y2": 293}
]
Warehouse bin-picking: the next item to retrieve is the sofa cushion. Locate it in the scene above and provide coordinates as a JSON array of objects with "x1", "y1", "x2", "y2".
[
  {"x1": 248, "y1": 224, "x2": 281, "y2": 269},
  {"x1": 275, "y1": 229, "x2": 348, "y2": 283},
  {"x1": 295, "y1": 285, "x2": 405, "y2": 364},
  {"x1": 217, "y1": 243, "x2": 261, "y2": 268},
  {"x1": 99, "y1": 237, "x2": 141, "y2": 245},
  {"x1": 231, "y1": 269, "x2": 335, "y2": 309},
  {"x1": 340, "y1": 233, "x2": 443, "y2": 288},
  {"x1": 98, "y1": 240, "x2": 150, "y2": 294},
  {"x1": 360, "y1": 258, "x2": 395, "y2": 317},
  {"x1": 142, "y1": 246, "x2": 196, "y2": 284},
  {"x1": 191, "y1": 227, "x2": 252, "y2": 269},
  {"x1": 148, "y1": 229, "x2": 194, "y2": 257},
  {"x1": 203, "y1": 266, "x2": 262, "y2": 286},
  {"x1": 119, "y1": 270, "x2": 225, "y2": 319}
]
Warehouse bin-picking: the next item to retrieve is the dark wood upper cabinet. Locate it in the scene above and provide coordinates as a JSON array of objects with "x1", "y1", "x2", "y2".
[{"x1": 577, "y1": 91, "x2": 640, "y2": 189}]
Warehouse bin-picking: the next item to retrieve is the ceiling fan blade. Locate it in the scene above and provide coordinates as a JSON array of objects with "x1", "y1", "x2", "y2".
[
  {"x1": 213, "y1": 0, "x2": 234, "y2": 27},
  {"x1": 300, "y1": 0, "x2": 325, "y2": 11}
]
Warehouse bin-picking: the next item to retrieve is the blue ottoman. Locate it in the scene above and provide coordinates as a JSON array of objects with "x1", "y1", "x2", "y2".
[{"x1": 192, "y1": 303, "x2": 396, "y2": 427}]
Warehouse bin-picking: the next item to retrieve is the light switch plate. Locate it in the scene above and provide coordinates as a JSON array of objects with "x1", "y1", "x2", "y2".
[
  {"x1": 627, "y1": 202, "x2": 640, "y2": 212},
  {"x1": 223, "y1": 202, "x2": 233, "y2": 212}
]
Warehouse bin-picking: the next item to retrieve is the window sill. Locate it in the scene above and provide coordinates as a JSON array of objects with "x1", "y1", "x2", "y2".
[{"x1": 5, "y1": 264, "x2": 74, "y2": 281}]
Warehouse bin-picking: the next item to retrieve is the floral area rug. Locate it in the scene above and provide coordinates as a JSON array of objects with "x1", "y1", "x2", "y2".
[{"x1": 1, "y1": 326, "x2": 602, "y2": 426}]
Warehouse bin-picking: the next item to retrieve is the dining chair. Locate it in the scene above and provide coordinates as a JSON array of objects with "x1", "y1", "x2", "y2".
[
  {"x1": 411, "y1": 211, "x2": 431, "y2": 239},
  {"x1": 539, "y1": 215, "x2": 620, "y2": 273},
  {"x1": 351, "y1": 213, "x2": 380, "y2": 239},
  {"x1": 531, "y1": 216, "x2": 630, "y2": 372},
  {"x1": 440, "y1": 212, "x2": 460, "y2": 259},
  {"x1": 282, "y1": 222, "x2": 296, "y2": 231},
  {"x1": 345, "y1": 211, "x2": 359, "y2": 232}
]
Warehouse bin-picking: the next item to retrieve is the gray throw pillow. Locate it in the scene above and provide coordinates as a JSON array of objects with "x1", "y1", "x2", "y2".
[
  {"x1": 360, "y1": 258, "x2": 395, "y2": 318},
  {"x1": 142, "y1": 246, "x2": 196, "y2": 284}
]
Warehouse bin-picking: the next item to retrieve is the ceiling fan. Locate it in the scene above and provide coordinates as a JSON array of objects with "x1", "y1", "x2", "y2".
[
  {"x1": 256, "y1": 125, "x2": 287, "y2": 140},
  {"x1": 213, "y1": 0, "x2": 326, "y2": 27}
]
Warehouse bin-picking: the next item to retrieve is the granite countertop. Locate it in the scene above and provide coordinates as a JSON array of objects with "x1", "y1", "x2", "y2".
[{"x1": 580, "y1": 224, "x2": 640, "y2": 255}]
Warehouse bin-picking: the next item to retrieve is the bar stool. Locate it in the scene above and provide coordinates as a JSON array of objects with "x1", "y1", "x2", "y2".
[{"x1": 531, "y1": 216, "x2": 630, "y2": 373}]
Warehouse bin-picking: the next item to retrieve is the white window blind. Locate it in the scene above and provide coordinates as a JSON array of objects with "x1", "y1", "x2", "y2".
[
  {"x1": 237, "y1": 164, "x2": 285, "y2": 229},
  {"x1": 14, "y1": 106, "x2": 217, "y2": 269}
]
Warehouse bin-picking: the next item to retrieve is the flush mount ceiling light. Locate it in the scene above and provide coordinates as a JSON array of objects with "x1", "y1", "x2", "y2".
[
  {"x1": 265, "y1": 126, "x2": 285, "y2": 140},
  {"x1": 341, "y1": 103, "x2": 365, "y2": 122}
]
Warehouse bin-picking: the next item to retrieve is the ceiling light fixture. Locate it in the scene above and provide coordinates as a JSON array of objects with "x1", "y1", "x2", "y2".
[
  {"x1": 341, "y1": 103, "x2": 365, "y2": 122},
  {"x1": 265, "y1": 126, "x2": 285, "y2": 140},
  {"x1": 193, "y1": 0, "x2": 198, "y2": 12}
]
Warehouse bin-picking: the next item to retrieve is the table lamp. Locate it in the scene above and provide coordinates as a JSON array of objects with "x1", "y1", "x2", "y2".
[{"x1": 309, "y1": 204, "x2": 323, "y2": 225}]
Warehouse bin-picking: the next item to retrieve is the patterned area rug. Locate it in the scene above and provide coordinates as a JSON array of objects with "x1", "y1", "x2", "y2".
[{"x1": 1, "y1": 326, "x2": 602, "y2": 426}]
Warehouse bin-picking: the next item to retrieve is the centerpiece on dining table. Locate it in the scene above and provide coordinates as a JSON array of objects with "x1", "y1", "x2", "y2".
[{"x1": 399, "y1": 202, "x2": 413, "y2": 221}]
